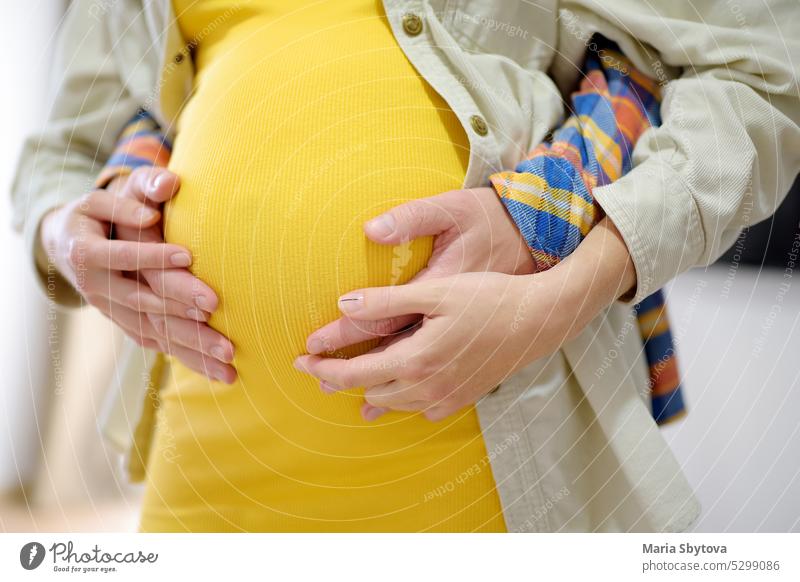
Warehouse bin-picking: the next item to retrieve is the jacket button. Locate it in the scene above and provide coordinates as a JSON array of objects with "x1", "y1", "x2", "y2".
[
  {"x1": 402, "y1": 13, "x2": 423, "y2": 36},
  {"x1": 470, "y1": 114, "x2": 489, "y2": 136},
  {"x1": 174, "y1": 52, "x2": 185, "y2": 64}
]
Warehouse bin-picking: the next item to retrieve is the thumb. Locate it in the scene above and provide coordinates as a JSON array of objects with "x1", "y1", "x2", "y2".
[
  {"x1": 364, "y1": 194, "x2": 455, "y2": 244},
  {"x1": 124, "y1": 166, "x2": 181, "y2": 205}
]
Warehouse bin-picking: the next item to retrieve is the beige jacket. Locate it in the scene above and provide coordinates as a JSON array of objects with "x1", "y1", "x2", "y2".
[{"x1": 11, "y1": 0, "x2": 800, "y2": 532}]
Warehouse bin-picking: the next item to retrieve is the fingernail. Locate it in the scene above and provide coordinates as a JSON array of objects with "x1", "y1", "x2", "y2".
[
  {"x1": 366, "y1": 213, "x2": 395, "y2": 238},
  {"x1": 170, "y1": 252, "x2": 191, "y2": 267},
  {"x1": 186, "y1": 308, "x2": 206, "y2": 321},
  {"x1": 320, "y1": 380, "x2": 341, "y2": 394},
  {"x1": 293, "y1": 358, "x2": 305, "y2": 372},
  {"x1": 338, "y1": 293, "x2": 364, "y2": 313},
  {"x1": 307, "y1": 337, "x2": 326, "y2": 354},
  {"x1": 212, "y1": 367, "x2": 229, "y2": 383},
  {"x1": 210, "y1": 345, "x2": 229, "y2": 362},
  {"x1": 136, "y1": 207, "x2": 158, "y2": 222},
  {"x1": 362, "y1": 405, "x2": 388, "y2": 422},
  {"x1": 195, "y1": 295, "x2": 211, "y2": 311},
  {"x1": 149, "y1": 172, "x2": 165, "y2": 194}
]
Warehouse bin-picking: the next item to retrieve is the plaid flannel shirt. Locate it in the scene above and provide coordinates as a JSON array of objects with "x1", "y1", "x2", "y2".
[{"x1": 97, "y1": 36, "x2": 685, "y2": 424}]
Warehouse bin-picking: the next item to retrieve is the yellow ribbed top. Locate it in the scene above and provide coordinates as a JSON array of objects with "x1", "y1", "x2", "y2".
[{"x1": 141, "y1": 0, "x2": 506, "y2": 532}]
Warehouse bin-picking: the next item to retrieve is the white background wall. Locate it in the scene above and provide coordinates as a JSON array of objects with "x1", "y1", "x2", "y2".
[
  {"x1": 0, "y1": 1, "x2": 797, "y2": 531},
  {"x1": 664, "y1": 263, "x2": 800, "y2": 532},
  {"x1": 0, "y1": 0, "x2": 65, "y2": 491}
]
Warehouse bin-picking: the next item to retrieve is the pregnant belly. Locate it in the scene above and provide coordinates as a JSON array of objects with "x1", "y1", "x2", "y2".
[
  {"x1": 164, "y1": 116, "x2": 458, "y2": 428},
  {"x1": 164, "y1": 17, "x2": 470, "y2": 381},
  {"x1": 144, "y1": 10, "x2": 505, "y2": 531},
  {"x1": 163, "y1": 65, "x2": 468, "y2": 424}
]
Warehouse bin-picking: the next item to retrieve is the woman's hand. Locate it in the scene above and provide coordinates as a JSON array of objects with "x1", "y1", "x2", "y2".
[
  {"x1": 108, "y1": 168, "x2": 236, "y2": 382},
  {"x1": 304, "y1": 187, "x2": 535, "y2": 355},
  {"x1": 295, "y1": 217, "x2": 636, "y2": 421},
  {"x1": 40, "y1": 167, "x2": 236, "y2": 383}
]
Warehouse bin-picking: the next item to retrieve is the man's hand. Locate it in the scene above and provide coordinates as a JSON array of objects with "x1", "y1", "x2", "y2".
[
  {"x1": 295, "y1": 217, "x2": 636, "y2": 422},
  {"x1": 304, "y1": 187, "x2": 535, "y2": 355},
  {"x1": 40, "y1": 167, "x2": 236, "y2": 383},
  {"x1": 297, "y1": 271, "x2": 566, "y2": 422}
]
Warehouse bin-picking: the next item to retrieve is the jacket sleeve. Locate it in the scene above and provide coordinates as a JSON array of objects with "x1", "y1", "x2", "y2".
[
  {"x1": 552, "y1": 0, "x2": 800, "y2": 304},
  {"x1": 95, "y1": 109, "x2": 172, "y2": 188},
  {"x1": 489, "y1": 36, "x2": 654, "y2": 274},
  {"x1": 10, "y1": 0, "x2": 143, "y2": 307}
]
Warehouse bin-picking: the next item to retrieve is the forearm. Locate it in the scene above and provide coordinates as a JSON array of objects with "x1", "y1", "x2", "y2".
[{"x1": 548, "y1": 216, "x2": 636, "y2": 330}]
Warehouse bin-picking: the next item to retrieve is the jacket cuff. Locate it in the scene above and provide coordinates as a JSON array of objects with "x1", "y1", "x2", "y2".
[
  {"x1": 591, "y1": 157, "x2": 704, "y2": 305},
  {"x1": 489, "y1": 170, "x2": 599, "y2": 272},
  {"x1": 95, "y1": 110, "x2": 172, "y2": 188}
]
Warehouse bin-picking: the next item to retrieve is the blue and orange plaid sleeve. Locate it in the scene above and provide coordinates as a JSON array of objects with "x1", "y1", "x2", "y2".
[
  {"x1": 95, "y1": 109, "x2": 172, "y2": 188},
  {"x1": 96, "y1": 46, "x2": 684, "y2": 424},
  {"x1": 489, "y1": 36, "x2": 685, "y2": 425}
]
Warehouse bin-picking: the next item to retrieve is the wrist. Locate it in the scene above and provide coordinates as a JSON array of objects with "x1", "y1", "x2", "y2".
[
  {"x1": 551, "y1": 216, "x2": 637, "y2": 323},
  {"x1": 477, "y1": 186, "x2": 536, "y2": 275}
]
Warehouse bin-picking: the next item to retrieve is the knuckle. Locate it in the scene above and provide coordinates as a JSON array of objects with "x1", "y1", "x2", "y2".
[
  {"x1": 440, "y1": 359, "x2": 460, "y2": 380},
  {"x1": 418, "y1": 384, "x2": 441, "y2": 402},
  {"x1": 130, "y1": 166, "x2": 153, "y2": 185},
  {"x1": 401, "y1": 202, "x2": 428, "y2": 230},
  {"x1": 202, "y1": 332, "x2": 226, "y2": 355},
  {"x1": 130, "y1": 166, "x2": 150, "y2": 180},
  {"x1": 199, "y1": 327, "x2": 221, "y2": 348},
  {"x1": 405, "y1": 365, "x2": 427, "y2": 385},
  {"x1": 149, "y1": 315, "x2": 166, "y2": 337},
  {"x1": 376, "y1": 289, "x2": 394, "y2": 315},
  {"x1": 163, "y1": 300, "x2": 183, "y2": 318},
  {"x1": 118, "y1": 246, "x2": 134, "y2": 269},
  {"x1": 145, "y1": 270, "x2": 165, "y2": 295},
  {"x1": 331, "y1": 327, "x2": 353, "y2": 348},
  {"x1": 66, "y1": 239, "x2": 84, "y2": 269},
  {"x1": 446, "y1": 190, "x2": 471, "y2": 218},
  {"x1": 339, "y1": 368, "x2": 357, "y2": 388},
  {"x1": 416, "y1": 385, "x2": 435, "y2": 403},
  {"x1": 370, "y1": 318, "x2": 398, "y2": 337},
  {"x1": 168, "y1": 321, "x2": 186, "y2": 343},
  {"x1": 77, "y1": 191, "x2": 97, "y2": 209},
  {"x1": 411, "y1": 352, "x2": 434, "y2": 375},
  {"x1": 123, "y1": 292, "x2": 142, "y2": 311}
]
